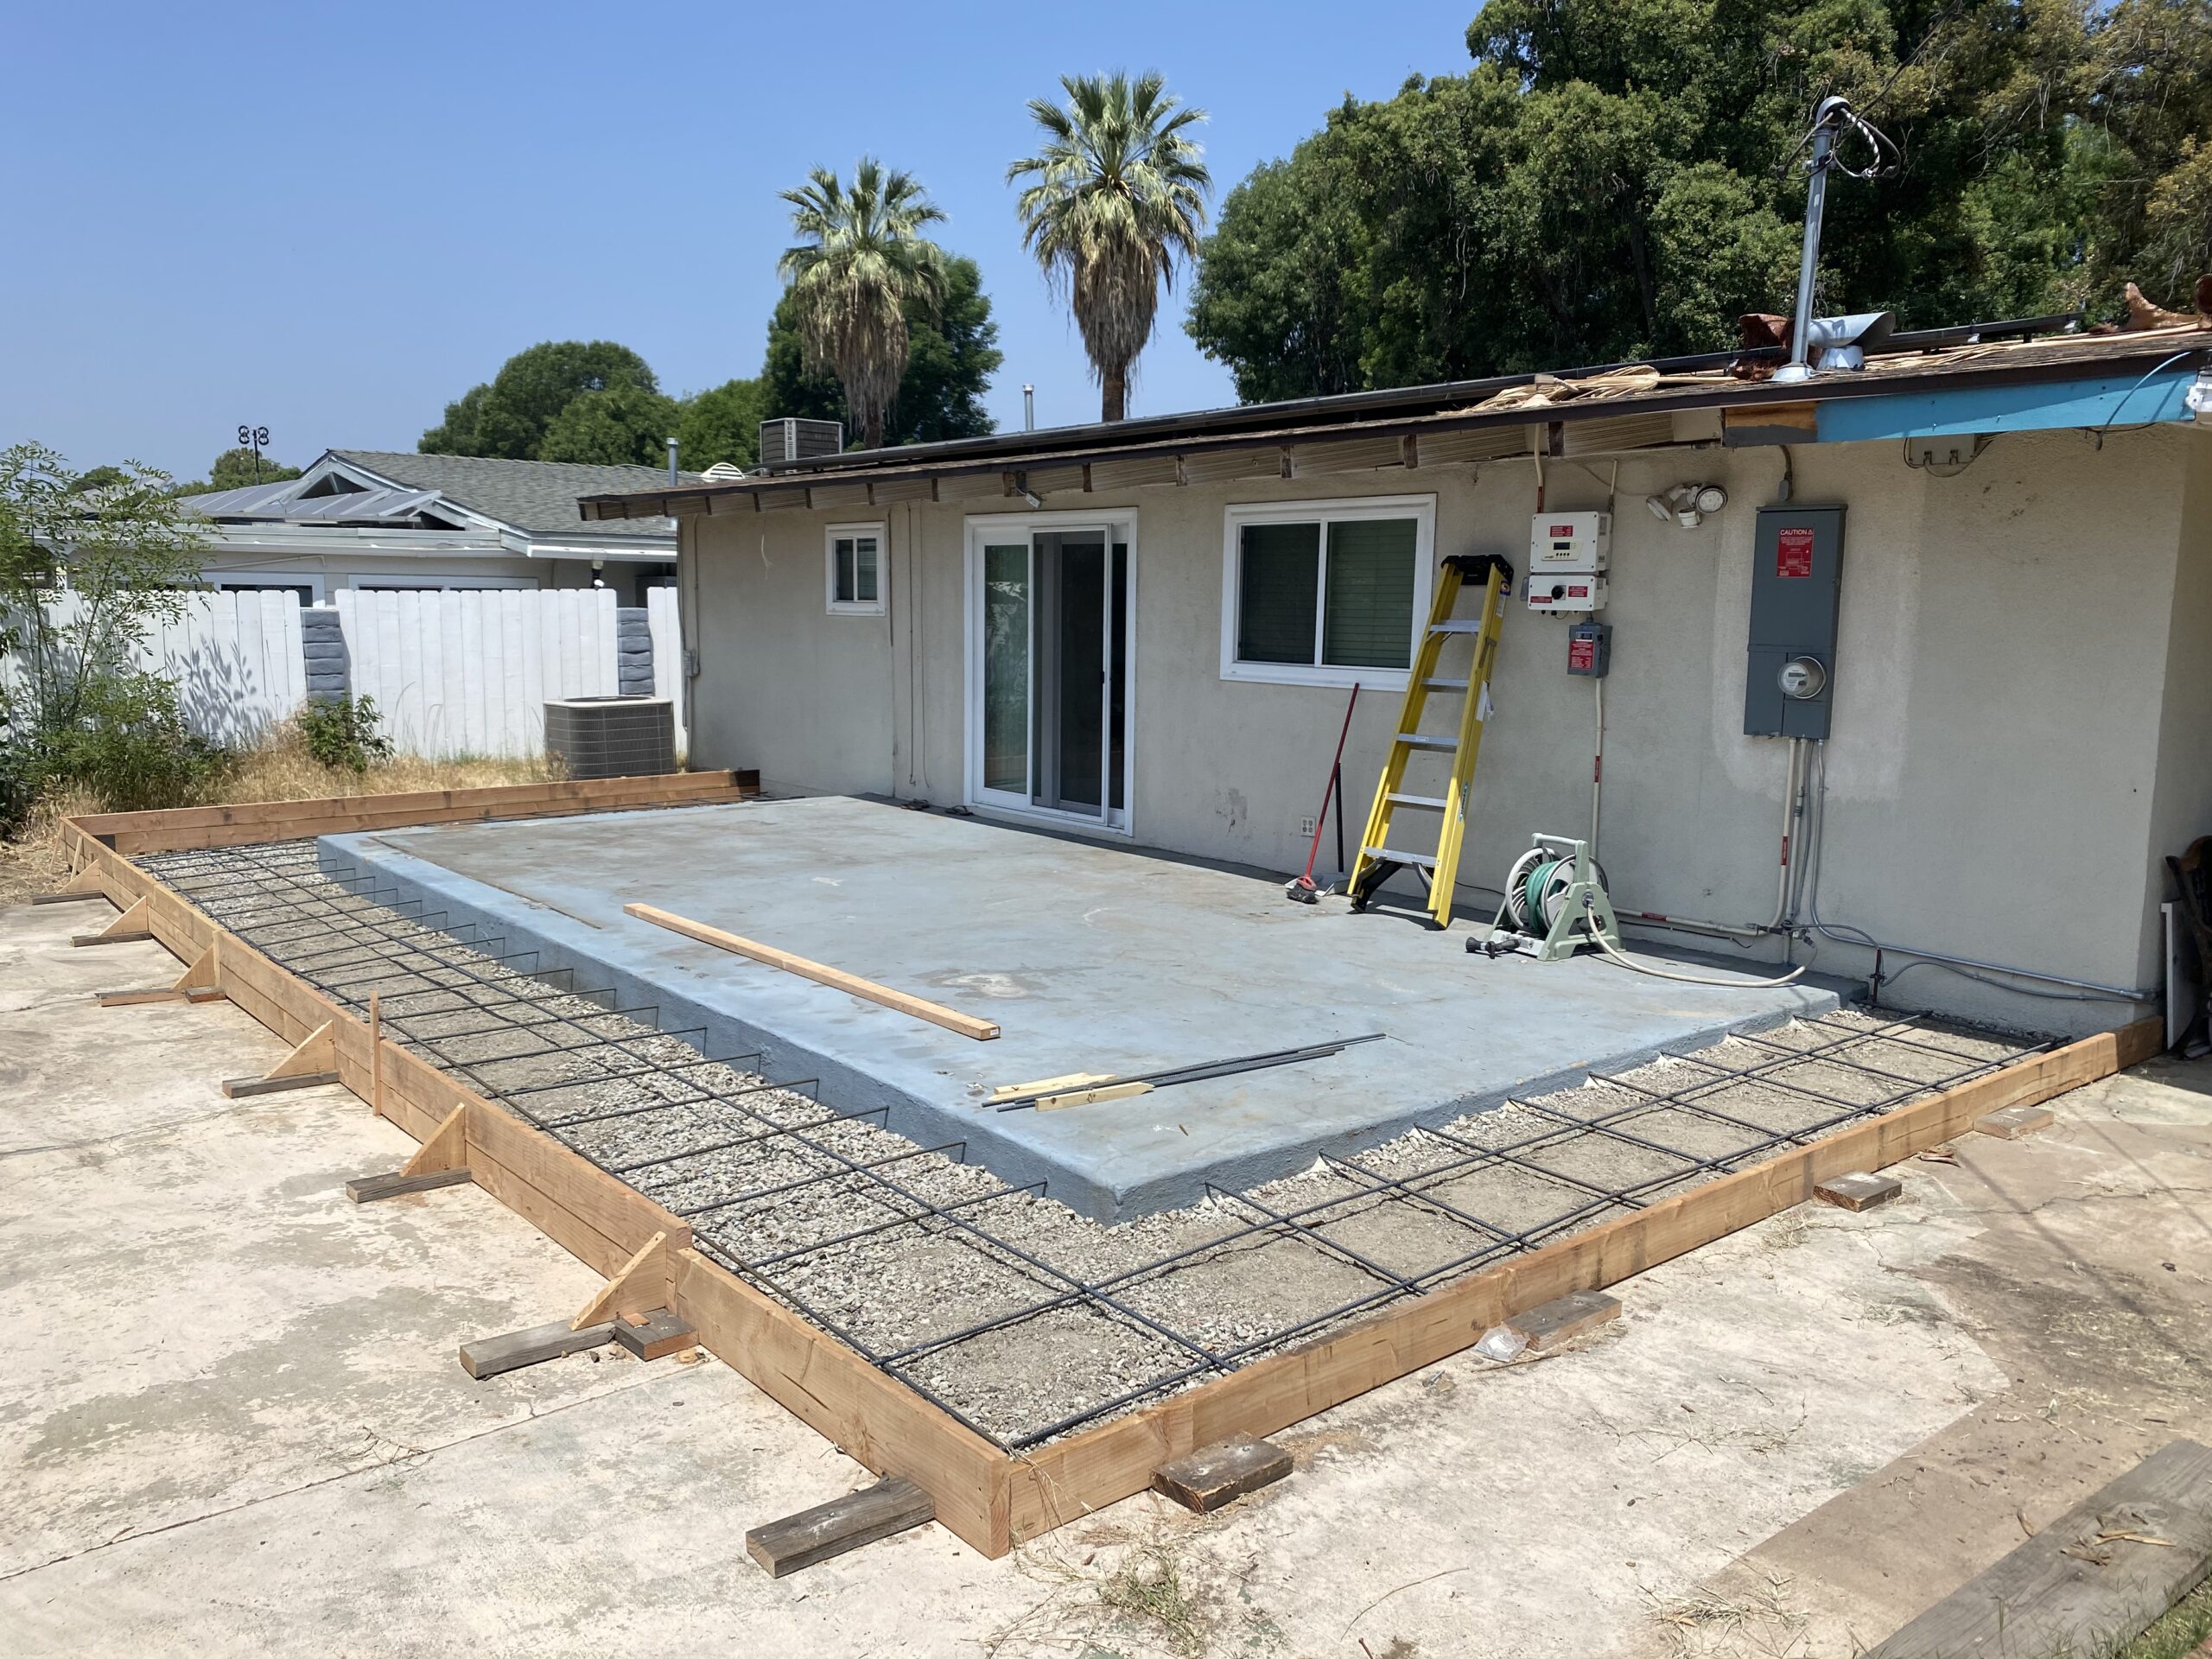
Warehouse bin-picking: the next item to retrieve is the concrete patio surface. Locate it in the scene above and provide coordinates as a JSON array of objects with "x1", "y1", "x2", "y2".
[
  {"x1": 4, "y1": 891, "x2": 2209, "y2": 1657},
  {"x1": 321, "y1": 796, "x2": 1834, "y2": 1218}
]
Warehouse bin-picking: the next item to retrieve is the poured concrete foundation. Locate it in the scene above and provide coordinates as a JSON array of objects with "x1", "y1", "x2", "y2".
[{"x1": 320, "y1": 797, "x2": 1834, "y2": 1220}]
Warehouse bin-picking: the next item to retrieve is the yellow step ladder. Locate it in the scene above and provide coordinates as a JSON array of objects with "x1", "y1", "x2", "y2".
[{"x1": 1347, "y1": 552, "x2": 1514, "y2": 926}]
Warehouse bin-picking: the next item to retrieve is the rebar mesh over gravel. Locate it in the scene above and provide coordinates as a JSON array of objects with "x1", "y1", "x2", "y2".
[{"x1": 140, "y1": 838, "x2": 2043, "y2": 1449}]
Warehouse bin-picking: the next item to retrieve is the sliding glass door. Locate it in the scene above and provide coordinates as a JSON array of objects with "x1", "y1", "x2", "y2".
[{"x1": 972, "y1": 518, "x2": 1131, "y2": 830}]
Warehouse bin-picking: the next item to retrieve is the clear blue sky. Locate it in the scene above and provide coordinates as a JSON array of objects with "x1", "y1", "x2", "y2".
[{"x1": 2, "y1": 1, "x2": 1478, "y2": 479}]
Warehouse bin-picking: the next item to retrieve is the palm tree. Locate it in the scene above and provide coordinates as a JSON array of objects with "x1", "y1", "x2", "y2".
[
  {"x1": 778, "y1": 160, "x2": 948, "y2": 450},
  {"x1": 1008, "y1": 72, "x2": 1211, "y2": 423}
]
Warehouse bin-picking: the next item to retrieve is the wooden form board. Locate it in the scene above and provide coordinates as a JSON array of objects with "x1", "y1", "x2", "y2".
[
  {"x1": 68, "y1": 768, "x2": 757, "y2": 855},
  {"x1": 53, "y1": 785, "x2": 2164, "y2": 1561},
  {"x1": 624, "y1": 902, "x2": 1001, "y2": 1040}
]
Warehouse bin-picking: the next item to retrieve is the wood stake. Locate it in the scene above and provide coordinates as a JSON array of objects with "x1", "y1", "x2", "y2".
[
  {"x1": 573, "y1": 1229, "x2": 676, "y2": 1330},
  {"x1": 369, "y1": 992, "x2": 385, "y2": 1119}
]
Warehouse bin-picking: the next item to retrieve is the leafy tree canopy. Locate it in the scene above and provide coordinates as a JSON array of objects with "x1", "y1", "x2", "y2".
[
  {"x1": 421, "y1": 340, "x2": 660, "y2": 460},
  {"x1": 678, "y1": 378, "x2": 768, "y2": 471},
  {"x1": 176, "y1": 447, "x2": 304, "y2": 496},
  {"x1": 766, "y1": 254, "x2": 1001, "y2": 447},
  {"x1": 538, "y1": 385, "x2": 683, "y2": 467},
  {"x1": 1188, "y1": 0, "x2": 2212, "y2": 402}
]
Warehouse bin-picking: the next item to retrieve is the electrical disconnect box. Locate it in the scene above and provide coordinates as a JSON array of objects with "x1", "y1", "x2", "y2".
[
  {"x1": 1567, "y1": 621, "x2": 1611, "y2": 677},
  {"x1": 1527, "y1": 512, "x2": 1610, "y2": 613},
  {"x1": 1744, "y1": 505, "x2": 1844, "y2": 738}
]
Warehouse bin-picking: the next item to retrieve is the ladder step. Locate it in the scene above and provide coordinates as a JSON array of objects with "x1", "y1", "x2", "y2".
[
  {"x1": 1363, "y1": 846, "x2": 1439, "y2": 868},
  {"x1": 1423, "y1": 677, "x2": 1470, "y2": 691},
  {"x1": 1396, "y1": 734, "x2": 1458, "y2": 751},
  {"x1": 1429, "y1": 619, "x2": 1486, "y2": 634},
  {"x1": 1386, "y1": 793, "x2": 1450, "y2": 810}
]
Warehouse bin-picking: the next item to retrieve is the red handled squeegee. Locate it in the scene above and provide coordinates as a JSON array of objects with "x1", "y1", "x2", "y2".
[{"x1": 1286, "y1": 683, "x2": 1360, "y2": 904}]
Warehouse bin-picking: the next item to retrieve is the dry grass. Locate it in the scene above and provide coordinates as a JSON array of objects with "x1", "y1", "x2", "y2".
[{"x1": 0, "y1": 728, "x2": 560, "y2": 904}]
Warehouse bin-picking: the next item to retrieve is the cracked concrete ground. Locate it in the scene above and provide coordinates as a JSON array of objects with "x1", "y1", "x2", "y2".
[{"x1": 3, "y1": 893, "x2": 2208, "y2": 1658}]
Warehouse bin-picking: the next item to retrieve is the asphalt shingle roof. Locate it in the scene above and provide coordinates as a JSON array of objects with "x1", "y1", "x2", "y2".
[{"x1": 330, "y1": 450, "x2": 691, "y2": 542}]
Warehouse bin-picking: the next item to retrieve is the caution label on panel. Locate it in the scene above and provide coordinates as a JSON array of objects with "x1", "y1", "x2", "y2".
[{"x1": 1777, "y1": 526, "x2": 1815, "y2": 578}]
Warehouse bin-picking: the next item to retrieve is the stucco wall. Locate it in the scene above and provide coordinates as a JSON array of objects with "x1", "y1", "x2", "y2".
[{"x1": 682, "y1": 423, "x2": 2203, "y2": 1035}]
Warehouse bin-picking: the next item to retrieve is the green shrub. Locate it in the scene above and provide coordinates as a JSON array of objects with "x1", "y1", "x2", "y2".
[
  {"x1": 0, "y1": 727, "x2": 37, "y2": 838},
  {"x1": 34, "y1": 672, "x2": 230, "y2": 811},
  {"x1": 296, "y1": 694, "x2": 393, "y2": 773}
]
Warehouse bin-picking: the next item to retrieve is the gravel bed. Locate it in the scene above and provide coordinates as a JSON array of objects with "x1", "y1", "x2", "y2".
[{"x1": 140, "y1": 841, "x2": 2041, "y2": 1449}]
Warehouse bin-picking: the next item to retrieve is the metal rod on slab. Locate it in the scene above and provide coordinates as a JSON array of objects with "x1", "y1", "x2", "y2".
[{"x1": 993, "y1": 1033, "x2": 1388, "y2": 1111}]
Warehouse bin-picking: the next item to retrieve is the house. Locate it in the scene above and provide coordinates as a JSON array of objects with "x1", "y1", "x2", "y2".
[
  {"x1": 579, "y1": 321, "x2": 2212, "y2": 1039},
  {"x1": 186, "y1": 449, "x2": 694, "y2": 606}
]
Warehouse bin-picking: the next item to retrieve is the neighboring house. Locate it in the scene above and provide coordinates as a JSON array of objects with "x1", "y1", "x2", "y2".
[
  {"x1": 186, "y1": 449, "x2": 694, "y2": 605},
  {"x1": 580, "y1": 321, "x2": 2212, "y2": 1037}
]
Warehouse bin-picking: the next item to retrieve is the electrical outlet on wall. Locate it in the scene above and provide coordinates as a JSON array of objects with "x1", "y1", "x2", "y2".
[{"x1": 1299, "y1": 816, "x2": 1318, "y2": 838}]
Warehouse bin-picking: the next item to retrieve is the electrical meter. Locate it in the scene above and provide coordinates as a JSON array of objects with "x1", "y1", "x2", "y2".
[
  {"x1": 1778, "y1": 656, "x2": 1827, "y2": 700},
  {"x1": 1527, "y1": 512, "x2": 1611, "y2": 613}
]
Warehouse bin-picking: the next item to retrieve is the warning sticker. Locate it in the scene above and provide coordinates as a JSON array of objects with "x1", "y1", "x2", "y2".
[
  {"x1": 1568, "y1": 636, "x2": 1596, "y2": 671},
  {"x1": 1777, "y1": 527, "x2": 1815, "y2": 578}
]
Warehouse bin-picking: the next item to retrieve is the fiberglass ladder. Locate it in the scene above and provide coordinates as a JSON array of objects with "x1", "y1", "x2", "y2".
[{"x1": 1346, "y1": 552, "x2": 1514, "y2": 926}]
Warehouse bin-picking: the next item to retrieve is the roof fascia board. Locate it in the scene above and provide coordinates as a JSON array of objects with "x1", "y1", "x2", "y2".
[{"x1": 1812, "y1": 366, "x2": 2202, "y2": 443}]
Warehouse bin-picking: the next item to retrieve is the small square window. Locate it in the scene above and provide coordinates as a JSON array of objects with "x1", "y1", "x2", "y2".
[
  {"x1": 826, "y1": 523, "x2": 887, "y2": 614},
  {"x1": 1220, "y1": 498, "x2": 1433, "y2": 688}
]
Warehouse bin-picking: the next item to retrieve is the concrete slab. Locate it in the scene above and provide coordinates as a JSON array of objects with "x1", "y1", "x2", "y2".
[{"x1": 321, "y1": 796, "x2": 1836, "y2": 1219}]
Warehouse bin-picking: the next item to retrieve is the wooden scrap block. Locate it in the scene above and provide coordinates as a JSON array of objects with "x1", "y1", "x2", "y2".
[
  {"x1": 221, "y1": 1070, "x2": 344, "y2": 1099},
  {"x1": 745, "y1": 1476, "x2": 936, "y2": 1578},
  {"x1": 459, "y1": 1319, "x2": 615, "y2": 1380},
  {"x1": 96, "y1": 987, "x2": 189, "y2": 1007},
  {"x1": 31, "y1": 890, "x2": 107, "y2": 906},
  {"x1": 71, "y1": 930, "x2": 152, "y2": 947},
  {"x1": 1151, "y1": 1433, "x2": 1294, "y2": 1513},
  {"x1": 346, "y1": 1166, "x2": 473, "y2": 1204},
  {"x1": 1505, "y1": 1288, "x2": 1624, "y2": 1352},
  {"x1": 1815, "y1": 1170, "x2": 1904, "y2": 1211},
  {"x1": 611, "y1": 1306, "x2": 696, "y2": 1362},
  {"x1": 1865, "y1": 1439, "x2": 2212, "y2": 1657},
  {"x1": 1974, "y1": 1104, "x2": 2056, "y2": 1141}
]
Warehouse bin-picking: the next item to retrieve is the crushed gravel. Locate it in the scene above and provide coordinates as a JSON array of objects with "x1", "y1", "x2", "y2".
[{"x1": 140, "y1": 838, "x2": 2037, "y2": 1449}]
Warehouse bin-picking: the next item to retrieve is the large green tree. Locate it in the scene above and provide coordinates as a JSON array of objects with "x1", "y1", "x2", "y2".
[
  {"x1": 538, "y1": 385, "x2": 682, "y2": 466},
  {"x1": 764, "y1": 255, "x2": 1001, "y2": 448},
  {"x1": 1187, "y1": 1, "x2": 2195, "y2": 401},
  {"x1": 176, "y1": 447, "x2": 304, "y2": 496},
  {"x1": 679, "y1": 378, "x2": 769, "y2": 471},
  {"x1": 421, "y1": 340, "x2": 661, "y2": 460}
]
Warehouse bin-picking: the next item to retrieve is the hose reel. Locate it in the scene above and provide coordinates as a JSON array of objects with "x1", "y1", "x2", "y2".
[{"x1": 1478, "y1": 835, "x2": 1622, "y2": 962}]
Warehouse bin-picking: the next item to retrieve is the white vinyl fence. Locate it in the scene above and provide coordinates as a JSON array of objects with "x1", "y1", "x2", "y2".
[
  {"x1": 646, "y1": 583, "x2": 686, "y2": 756},
  {"x1": 3, "y1": 589, "x2": 307, "y2": 747},
  {"x1": 335, "y1": 587, "x2": 620, "y2": 760}
]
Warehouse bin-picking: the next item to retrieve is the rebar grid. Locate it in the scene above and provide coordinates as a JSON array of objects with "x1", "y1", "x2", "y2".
[{"x1": 141, "y1": 838, "x2": 2047, "y2": 1450}]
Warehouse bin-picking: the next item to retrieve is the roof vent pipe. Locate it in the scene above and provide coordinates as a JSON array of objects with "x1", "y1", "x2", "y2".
[
  {"x1": 666, "y1": 435, "x2": 679, "y2": 484},
  {"x1": 1023, "y1": 384, "x2": 1035, "y2": 432},
  {"x1": 1775, "y1": 95, "x2": 1898, "y2": 386}
]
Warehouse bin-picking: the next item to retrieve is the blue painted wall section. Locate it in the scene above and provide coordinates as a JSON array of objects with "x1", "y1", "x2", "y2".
[{"x1": 1815, "y1": 366, "x2": 2203, "y2": 443}]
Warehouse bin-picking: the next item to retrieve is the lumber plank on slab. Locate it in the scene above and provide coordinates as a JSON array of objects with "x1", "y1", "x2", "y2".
[
  {"x1": 345, "y1": 1166, "x2": 473, "y2": 1203},
  {"x1": 744, "y1": 1477, "x2": 936, "y2": 1578},
  {"x1": 221, "y1": 1070, "x2": 343, "y2": 1098},
  {"x1": 1505, "y1": 1288, "x2": 1623, "y2": 1352},
  {"x1": 30, "y1": 889, "x2": 107, "y2": 906},
  {"x1": 1152, "y1": 1434, "x2": 1293, "y2": 1513},
  {"x1": 1974, "y1": 1103, "x2": 2056, "y2": 1140},
  {"x1": 1865, "y1": 1439, "x2": 2212, "y2": 1658},
  {"x1": 1815, "y1": 1170, "x2": 1904, "y2": 1211},
  {"x1": 623, "y1": 902, "x2": 1001, "y2": 1041},
  {"x1": 97, "y1": 987, "x2": 193, "y2": 1007},
  {"x1": 460, "y1": 1319, "x2": 617, "y2": 1380}
]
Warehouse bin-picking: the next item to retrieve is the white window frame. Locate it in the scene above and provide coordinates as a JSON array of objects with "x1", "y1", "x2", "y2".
[
  {"x1": 960, "y1": 506, "x2": 1140, "y2": 841},
  {"x1": 825, "y1": 521, "x2": 887, "y2": 615},
  {"x1": 1218, "y1": 493, "x2": 1436, "y2": 690}
]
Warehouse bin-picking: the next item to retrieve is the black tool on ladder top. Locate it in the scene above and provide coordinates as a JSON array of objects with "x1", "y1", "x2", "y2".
[{"x1": 1287, "y1": 683, "x2": 1361, "y2": 905}]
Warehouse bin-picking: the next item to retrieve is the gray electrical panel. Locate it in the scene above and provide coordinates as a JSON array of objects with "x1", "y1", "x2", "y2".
[{"x1": 1744, "y1": 505, "x2": 1844, "y2": 739}]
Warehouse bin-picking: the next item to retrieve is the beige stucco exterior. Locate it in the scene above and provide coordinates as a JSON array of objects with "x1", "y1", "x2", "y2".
[{"x1": 676, "y1": 422, "x2": 2212, "y2": 1036}]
